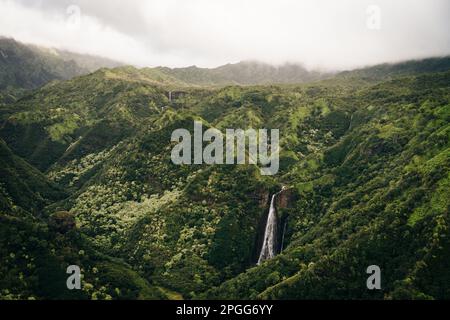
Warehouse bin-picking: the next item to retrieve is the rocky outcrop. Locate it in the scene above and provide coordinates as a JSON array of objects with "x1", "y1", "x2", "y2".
[{"x1": 275, "y1": 187, "x2": 295, "y2": 209}]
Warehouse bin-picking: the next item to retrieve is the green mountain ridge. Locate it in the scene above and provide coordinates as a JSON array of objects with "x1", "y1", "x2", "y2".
[
  {"x1": 152, "y1": 61, "x2": 330, "y2": 86},
  {"x1": 337, "y1": 56, "x2": 450, "y2": 81},
  {"x1": 0, "y1": 37, "x2": 125, "y2": 91},
  {"x1": 0, "y1": 37, "x2": 86, "y2": 90}
]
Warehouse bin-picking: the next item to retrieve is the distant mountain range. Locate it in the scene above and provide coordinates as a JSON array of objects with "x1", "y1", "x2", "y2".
[
  {"x1": 2, "y1": 37, "x2": 450, "y2": 90},
  {"x1": 115, "y1": 55, "x2": 450, "y2": 87},
  {"x1": 151, "y1": 61, "x2": 330, "y2": 86},
  {"x1": 0, "y1": 37, "x2": 330, "y2": 89}
]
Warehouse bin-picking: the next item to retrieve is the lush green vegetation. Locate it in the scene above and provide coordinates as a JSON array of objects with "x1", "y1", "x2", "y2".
[
  {"x1": 0, "y1": 37, "x2": 85, "y2": 90},
  {"x1": 0, "y1": 37, "x2": 123, "y2": 91},
  {"x1": 0, "y1": 42, "x2": 449, "y2": 300}
]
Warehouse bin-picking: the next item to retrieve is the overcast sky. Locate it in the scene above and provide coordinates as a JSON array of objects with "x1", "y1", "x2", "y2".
[{"x1": 1, "y1": 0, "x2": 449, "y2": 70}]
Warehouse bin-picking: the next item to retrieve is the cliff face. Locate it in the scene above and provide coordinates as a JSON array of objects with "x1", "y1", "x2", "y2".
[
  {"x1": 253, "y1": 187, "x2": 296, "y2": 263},
  {"x1": 255, "y1": 186, "x2": 294, "y2": 212},
  {"x1": 254, "y1": 187, "x2": 293, "y2": 211},
  {"x1": 276, "y1": 187, "x2": 295, "y2": 210}
]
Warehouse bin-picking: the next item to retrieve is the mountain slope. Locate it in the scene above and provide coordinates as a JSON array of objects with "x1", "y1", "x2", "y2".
[
  {"x1": 0, "y1": 37, "x2": 125, "y2": 92},
  {"x1": 0, "y1": 136, "x2": 167, "y2": 300},
  {"x1": 206, "y1": 72, "x2": 450, "y2": 300},
  {"x1": 0, "y1": 57, "x2": 449, "y2": 300},
  {"x1": 0, "y1": 138, "x2": 66, "y2": 214},
  {"x1": 0, "y1": 68, "x2": 169, "y2": 171},
  {"x1": 337, "y1": 56, "x2": 450, "y2": 81},
  {"x1": 0, "y1": 37, "x2": 87, "y2": 90}
]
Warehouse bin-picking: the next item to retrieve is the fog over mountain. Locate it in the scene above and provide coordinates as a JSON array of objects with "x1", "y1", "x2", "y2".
[{"x1": 1, "y1": 0, "x2": 449, "y2": 70}]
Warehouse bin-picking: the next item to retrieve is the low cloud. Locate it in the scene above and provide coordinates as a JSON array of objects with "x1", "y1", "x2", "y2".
[{"x1": 1, "y1": 0, "x2": 449, "y2": 70}]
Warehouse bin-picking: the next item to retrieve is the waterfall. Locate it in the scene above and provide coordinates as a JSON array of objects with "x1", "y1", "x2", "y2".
[{"x1": 257, "y1": 191, "x2": 281, "y2": 264}]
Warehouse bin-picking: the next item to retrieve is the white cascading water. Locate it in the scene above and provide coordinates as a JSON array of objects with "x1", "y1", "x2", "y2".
[{"x1": 257, "y1": 191, "x2": 281, "y2": 264}]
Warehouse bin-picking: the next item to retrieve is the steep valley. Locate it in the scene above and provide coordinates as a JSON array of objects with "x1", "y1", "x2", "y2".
[{"x1": 0, "y1": 47, "x2": 449, "y2": 299}]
